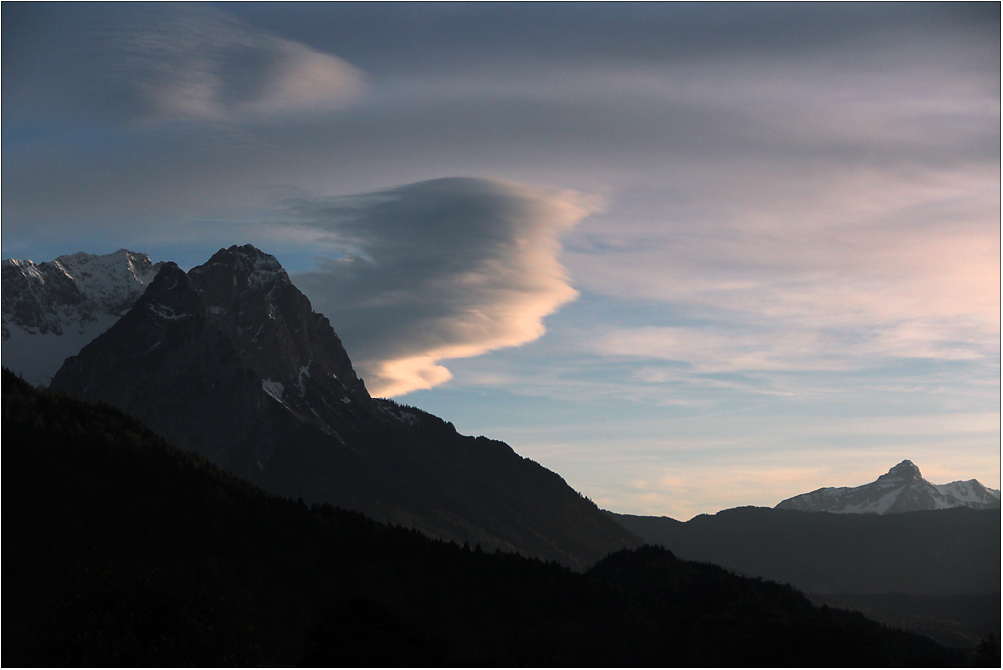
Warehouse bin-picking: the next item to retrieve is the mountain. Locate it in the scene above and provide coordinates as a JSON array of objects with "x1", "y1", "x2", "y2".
[
  {"x1": 2, "y1": 249, "x2": 162, "y2": 386},
  {"x1": 4, "y1": 370, "x2": 971, "y2": 667},
  {"x1": 607, "y1": 506, "x2": 1001, "y2": 596},
  {"x1": 775, "y1": 460, "x2": 1001, "y2": 514},
  {"x1": 48, "y1": 244, "x2": 638, "y2": 570},
  {"x1": 607, "y1": 506, "x2": 1001, "y2": 649}
]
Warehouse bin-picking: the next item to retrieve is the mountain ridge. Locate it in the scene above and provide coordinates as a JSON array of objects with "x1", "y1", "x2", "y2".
[
  {"x1": 2, "y1": 249, "x2": 163, "y2": 386},
  {"x1": 776, "y1": 460, "x2": 1001, "y2": 514},
  {"x1": 607, "y1": 505, "x2": 1001, "y2": 596},
  {"x1": 605, "y1": 504, "x2": 1001, "y2": 648},
  {"x1": 46, "y1": 244, "x2": 639, "y2": 569}
]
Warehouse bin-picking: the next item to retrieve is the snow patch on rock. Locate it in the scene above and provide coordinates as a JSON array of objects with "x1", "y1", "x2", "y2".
[
  {"x1": 262, "y1": 378, "x2": 285, "y2": 401},
  {"x1": 147, "y1": 302, "x2": 188, "y2": 321}
]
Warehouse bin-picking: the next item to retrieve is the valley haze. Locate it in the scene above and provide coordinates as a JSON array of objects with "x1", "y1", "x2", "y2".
[{"x1": 2, "y1": 3, "x2": 1000, "y2": 519}]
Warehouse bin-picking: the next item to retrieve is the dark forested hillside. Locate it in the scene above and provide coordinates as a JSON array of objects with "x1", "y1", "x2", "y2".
[
  {"x1": 3, "y1": 370, "x2": 976, "y2": 666},
  {"x1": 607, "y1": 507, "x2": 1001, "y2": 595},
  {"x1": 607, "y1": 507, "x2": 1001, "y2": 651}
]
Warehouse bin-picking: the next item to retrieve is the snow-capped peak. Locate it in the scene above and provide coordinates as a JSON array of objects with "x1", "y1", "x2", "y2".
[
  {"x1": 2, "y1": 249, "x2": 164, "y2": 386},
  {"x1": 49, "y1": 249, "x2": 162, "y2": 315},
  {"x1": 935, "y1": 479, "x2": 1002, "y2": 507},
  {"x1": 776, "y1": 461, "x2": 1001, "y2": 515}
]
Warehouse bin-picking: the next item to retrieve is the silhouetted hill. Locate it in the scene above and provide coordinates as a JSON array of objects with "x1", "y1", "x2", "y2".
[
  {"x1": 606, "y1": 506, "x2": 1000, "y2": 595},
  {"x1": 607, "y1": 506, "x2": 1001, "y2": 652},
  {"x1": 807, "y1": 594, "x2": 1001, "y2": 651},
  {"x1": 48, "y1": 245, "x2": 638, "y2": 569},
  {"x1": 3, "y1": 370, "x2": 972, "y2": 666}
]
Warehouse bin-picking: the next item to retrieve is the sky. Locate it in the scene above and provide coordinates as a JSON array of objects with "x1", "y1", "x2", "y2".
[{"x1": 3, "y1": 2, "x2": 1000, "y2": 519}]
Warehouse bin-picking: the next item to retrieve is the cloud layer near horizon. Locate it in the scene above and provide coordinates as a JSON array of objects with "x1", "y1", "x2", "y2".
[{"x1": 283, "y1": 178, "x2": 594, "y2": 397}]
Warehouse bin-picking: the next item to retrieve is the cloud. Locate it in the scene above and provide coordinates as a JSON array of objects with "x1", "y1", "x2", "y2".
[
  {"x1": 3, "y1": 4, "x2": 996, "y2": 397},
  {"x1": 283, "y1": 178, "x2": 597, "y2": 396},
  {"x1": 595, "y1": 318, "x2": 996, "y2": 377},
  {"x1": 3, "y1": 3, "x2": 998, "y2": 518},
  {"x1": 222, "y1": 3, "x2": 999, "y2": 79},
  {"x1": 573, "y1": 163, "x2": 999, "y2": 384},
  {"x1": 3, "y1": 4, "x2": 364, "y2": 125},
  {"x1": 5, "y1": 4, "x2": 995, "y2": 245},
  {"x1": 563, "y1": 68, "x2": 999, "y2": 383},
  {"x1": 499, "y1": 411, "x2": 1001, "y2": 519}
]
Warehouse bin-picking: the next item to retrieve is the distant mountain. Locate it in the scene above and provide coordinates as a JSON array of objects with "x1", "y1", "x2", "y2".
[
  {"x1": 2, "y1": 249, "x2": 163, "y2": 386},
  {"x1": 48, "y1": 245, "x2": 638, "y2": 569},
  {"x1": 606, "y1": 506, "x2": 1001, "y2": 648},
  {"x1": 775, "y1": 460, "x2": 1001, "y2": 514},
  {"x1": 4, "y1": 370, "x2": 969, "y2": 667},
  {"x1": 607, "y1": 506, "x2": 1001, "y2": 596}
]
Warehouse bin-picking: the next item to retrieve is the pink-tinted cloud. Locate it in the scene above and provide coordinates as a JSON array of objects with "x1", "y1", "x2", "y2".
[
  {"x1": 574, "y1": 160, "x2": 999, "y2": 378},
  {"x1": 286, "y1": 178, "x2": 597, "y2": 396}
]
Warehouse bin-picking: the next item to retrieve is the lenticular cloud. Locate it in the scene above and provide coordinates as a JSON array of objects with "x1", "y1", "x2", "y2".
[
  {"x1": 286, "y1": 178, "x2": 597, "y2": 397},
  {"x1": 7, "y1": 3, "x2": 365, "y2": 125}
]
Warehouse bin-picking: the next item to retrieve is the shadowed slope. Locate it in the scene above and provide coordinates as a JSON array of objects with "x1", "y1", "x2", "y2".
[{"x1": 607, "y1": 506, "x2": 1001, "y2": 595}]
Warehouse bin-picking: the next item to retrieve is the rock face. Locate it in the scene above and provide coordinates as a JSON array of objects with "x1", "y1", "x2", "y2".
[
  {"x1": 2, "y1": 249, "x2": 163, "y2": 386},
  {"x1": 775, "y1": 460, "x2": 1001, "y2": 514},
  {"x1": 50, "y1": 262, "x2": 291, "y2": 479},
  {"x1": 187, "y1": 245, "x2": 374, "y2": 435},
  {"x1": 49, "y1": 244, "x2": 639, "y2": 569}
]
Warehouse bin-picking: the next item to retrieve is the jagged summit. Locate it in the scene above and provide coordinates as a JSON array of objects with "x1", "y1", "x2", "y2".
[
  {"x1": 188, "y1": 244, "x2": 372, "y2": 417},
  {"x1": 55, "y1": 262, "x2": 212, "y2": 378},
  {"x1": 190, "y1": 244, "x2": 292, "y2": 293},
  {"x1": 878, "y1": 460, "x2": 923, "y2": 482},
  {"x1": 51, "y1": 249, "x2": 161, "y2": 314},
  {"x1": 2, "y1": 248, "x2": 163, "y2": 385},
  {"x1": 776, "y1": 460, "x2": 1001, "y2": 514},
  {"x1": 139, "y1": 262, "x2": 204, "y2": 323}
]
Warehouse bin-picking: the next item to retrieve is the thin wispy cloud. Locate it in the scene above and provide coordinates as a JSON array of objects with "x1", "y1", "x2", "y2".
[
  {"x1": 571, "y1": 172, "x2": 999, "y2": 384},
  {"x1": 563, "y1": 54, "x2": 999, "y2": 387}
]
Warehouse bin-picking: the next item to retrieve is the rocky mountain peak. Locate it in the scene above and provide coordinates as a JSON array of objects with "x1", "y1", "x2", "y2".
[
  {"x1": 54, "y1": 262, "x2": 212, "y2": 376},
  {"x1": 135, "y1": 262, "x2": 205, "y2": 325},
  {"x1": 2, "y1": 249, "x2": 163, "y2": 386},
  {"x1": 49, "y1": 258, "x2": 284, "y2": 480},
  {"x1": 49, "y1": 245, "x2": 377, "y2": 474},
  {"x1": 49, "y1": 249, "x2": 163, "y2": 316},
  {"x1": 2, "y1": 258, "x2": 82, "y2": 337},
  {"x1": 878, "y1": 460, "x2": 923, "y2": 483},
  {"x1": 11, "y1": 244, "x2": 369, "y2": 437},
  {"x1": 190, "y1": 245, "x2": 291, "y2": 295},
  {"x1": 776, "y1": 460, "x2": 1000, "y2": 514},
  {"x1": 188, "y1": 245, "x2": 372, "y2": 415}
]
